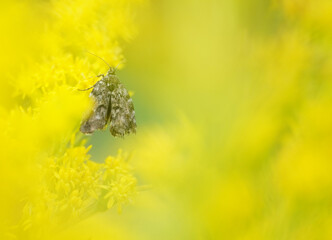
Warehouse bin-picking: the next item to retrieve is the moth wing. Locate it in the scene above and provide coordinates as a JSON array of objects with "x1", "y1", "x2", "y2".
[
  {"x1": 80, "y1": 81, "x2": 111, "y2": 134},
  {"x1": 109, "y1": 84, "x2": 136, "y2": 137}
]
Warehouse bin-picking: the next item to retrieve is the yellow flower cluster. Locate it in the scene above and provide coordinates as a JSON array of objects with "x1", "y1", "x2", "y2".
[
  {"x1": 0, "y1": 0, "x2": 139, "y2": 239},
  {"x1": 16, "y1": 145, "x2": 136, "y2": 239}
]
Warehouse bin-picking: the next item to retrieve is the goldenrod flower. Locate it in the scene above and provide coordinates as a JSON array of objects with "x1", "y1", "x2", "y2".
[
  {"x1": 16, "y1": 145, "x2": 136, "y2": 238},
  {"x1": 0, "y1": 0, "x2": 140, "y2": 239}
]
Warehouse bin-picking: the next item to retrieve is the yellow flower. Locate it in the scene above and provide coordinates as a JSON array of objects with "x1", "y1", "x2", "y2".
[
  {"x1": 15, "y1": 145, "x2": 136, "y2": 238},
  {"x1": 0, "y1": 0, "x2": 140, "y2": 239}
]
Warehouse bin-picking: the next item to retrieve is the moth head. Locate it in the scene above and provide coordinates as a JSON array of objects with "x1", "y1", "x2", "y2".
[
  {"x1": 107, "y1": 63, "x2": 121, "y2": 75},
  {"x1": 107, "y1": 67, "x2": 116, "y2": 75}
]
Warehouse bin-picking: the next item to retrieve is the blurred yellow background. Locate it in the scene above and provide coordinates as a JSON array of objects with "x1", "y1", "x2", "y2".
[{"x1": 1, "y1": 0, "x2": 332, "y2": 239}]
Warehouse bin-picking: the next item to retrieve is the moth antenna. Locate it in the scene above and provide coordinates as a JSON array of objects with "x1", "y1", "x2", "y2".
[
  {"x1": 85, "y1": 51, "x2": 111, "y2": 69},
  {"x1": 114, "y1": 63, "x2": 121, "y2": 71}
]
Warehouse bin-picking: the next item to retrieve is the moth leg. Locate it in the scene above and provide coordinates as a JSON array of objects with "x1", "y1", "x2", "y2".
[
  {"x1": 77, "y1": 74, "x2": 104, "y2": 91},
  {"x1": 77, "y1": 85, "x2": 96, "y2": 91},
  {"x1": 86, "y1": 74, "x2": 104, "y2": 79}
]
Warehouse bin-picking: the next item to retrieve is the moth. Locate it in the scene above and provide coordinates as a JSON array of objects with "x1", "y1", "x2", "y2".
[{"x1": 79, "y1": 54, "x2": 136, "y2": 137}]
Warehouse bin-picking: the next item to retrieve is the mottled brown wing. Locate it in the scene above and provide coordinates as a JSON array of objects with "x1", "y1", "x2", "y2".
[
  {"x1": 80, "y1": 80, "x2": 111, "y2": 134},
  {"x1": 109, "y1": 83, "x2": 136, "y2": 137}
]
